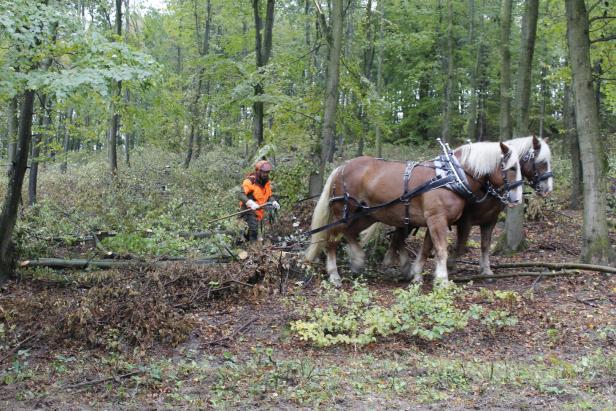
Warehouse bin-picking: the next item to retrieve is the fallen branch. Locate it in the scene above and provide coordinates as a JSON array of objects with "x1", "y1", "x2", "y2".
[
  {"x1": 19, "y1": 257, "x2": 225, "y2": 270},
  {"x1": 492, "y1": 261, "x2": 616, "y2": 275},
  {"x1": 63, "y1": 370, "x2": 143, "y2": 390},
  {"x1": 454, "y1": 270, "x2": 580, "y2": 282}
]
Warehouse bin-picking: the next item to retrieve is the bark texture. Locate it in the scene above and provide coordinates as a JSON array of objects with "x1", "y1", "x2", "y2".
[{"x1": 566, "y1": 0, "x2": 614, "y2": 264}]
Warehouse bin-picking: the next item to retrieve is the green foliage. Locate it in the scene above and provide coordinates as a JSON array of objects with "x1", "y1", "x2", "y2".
[
  {"x1": 274, "y1": 153, "x2": 316, "y2": 203},
  {"x1": 291, "y1": 282, "x2": 471, "y2": 347},
  {"x1": 14, "y1": 146, "x2": 247, "y2": 259}
]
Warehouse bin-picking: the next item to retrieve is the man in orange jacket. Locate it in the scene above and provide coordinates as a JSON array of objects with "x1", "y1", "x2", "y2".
[{"x1": 239, "y1": 160, "x2": 280, "y2": 241}]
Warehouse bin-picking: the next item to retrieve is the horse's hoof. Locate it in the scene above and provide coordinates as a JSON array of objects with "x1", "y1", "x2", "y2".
[
  {"x1": 329, "y1": 275, "x2": 342, "y2": 287},
  {"x1": 433, "y1": 278, "x2": 451, "y2": 288}
]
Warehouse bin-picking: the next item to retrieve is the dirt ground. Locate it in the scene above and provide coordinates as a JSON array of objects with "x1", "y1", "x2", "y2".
[{"x1": 1, "y1": 205, "x2": 615, "y2": 410}]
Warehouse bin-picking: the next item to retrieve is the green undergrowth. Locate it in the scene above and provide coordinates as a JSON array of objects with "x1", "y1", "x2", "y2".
[
  {"x1": 290, "y1": 282, "x2": 519, "y2": 347},
  {"x1": 3, "y1": 345, "x2": 614, "y2": 409},
  {"x1": 12, "y1": 146, "x2": 249, "y2": 259}
]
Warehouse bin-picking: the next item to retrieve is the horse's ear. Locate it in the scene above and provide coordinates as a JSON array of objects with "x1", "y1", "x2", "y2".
[
  {"x1": 532, "y1": 134, "x2": 542, "y2": 150},
  {"x1": 500, "y1": 142, "x2": 511, "y2": 167},
  {"x1": 500, "y1": 142, "x2": 511, "y2": 156}
]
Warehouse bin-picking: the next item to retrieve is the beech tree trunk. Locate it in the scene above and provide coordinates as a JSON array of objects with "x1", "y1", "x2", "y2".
[
  {"x1": 502, "y1": 0, "x2": 539, "y2": 254},
  {"x1": 6, "y1": 97, "x2": 18, "y2": 172},
  {"x1": 184, "y1": 0, "x2": 211, "y2": 168},
  {"x1": 28, "y1": 96, "x2": 50, "y2": 206},
  {"x1": 499, "y1": 0, "x2": 513, "y2": 141},
  {"x1": 315, "y1": 0, "x2": 343, "y2": 194},
  {"x1": 251, "y1": 0, "x2": 275, "y2": 149},
  {"x1": 513, "y1": 0, "x2": 538, "y2": 136},
  {"x1": 564, "y1": 83, "x2": 582, "y2": 209},
  {"x1": 107, "y1": 0, "x2": 123, "y2": 176},
  {"x1": 441, "y1": 0, "x2": 455, "y2": 143},
  {"x1": 0, "y1": 91, "x2": 34, "y2": 282},
  {"x1": 565, "y1": 0, "x2": 614, "y2": 264}
]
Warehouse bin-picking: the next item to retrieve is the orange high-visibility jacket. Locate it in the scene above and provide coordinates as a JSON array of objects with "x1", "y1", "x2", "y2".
[{"x1": 240, "y1": 174, "x2": 272, "y2": 221}]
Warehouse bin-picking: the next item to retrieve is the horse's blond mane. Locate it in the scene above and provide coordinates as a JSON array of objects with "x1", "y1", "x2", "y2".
[
  {"x1": 505, "y1": 136, "x2": 551, "y2": 163},
  {"x1": 455, "y1": 142, "x2": 519, "y2": 178}
]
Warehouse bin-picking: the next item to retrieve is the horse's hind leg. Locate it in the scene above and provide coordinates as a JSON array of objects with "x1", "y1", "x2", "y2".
[
  {"x1": 408, "y1": 231, "x2": 433, "y2": 283},
  {"x1": 344, "y1": 232, "x2": 366, "y2": 274},
  {"x1": 448, "y1": 218, "x2": 471, "y2": 270},
  {"x1": 479, "y1": 222, "x2": 497, "y2": 276},
  {"x1": 383, "y1": 228, "x2": 409, "y2": 269}
]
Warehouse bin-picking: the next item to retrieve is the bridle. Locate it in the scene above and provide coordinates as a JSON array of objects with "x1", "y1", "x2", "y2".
[
  {"x1": 482, "y1": 152, "x2": 524, "y2": 206},
  {"x1": 521, "y1": 149, "x2": 554, "y2": 193}
]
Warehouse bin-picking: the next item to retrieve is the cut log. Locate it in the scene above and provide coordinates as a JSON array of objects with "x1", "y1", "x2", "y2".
[
  {"x1": 492, "y1": 261, "x2": 616, "y2": 274},
  {"x1": 19, "y1": 257, "x2": 226, "y2": 270},
  {"x1": 454, "y1": 270, "x2": 580, "y2": 282}
]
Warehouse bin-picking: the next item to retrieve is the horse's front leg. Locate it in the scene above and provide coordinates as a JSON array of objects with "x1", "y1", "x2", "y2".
[
  {"x1": 479, "y1": 222, "x2": 497, "y2": 277},
  {"x1": 426, "y1": 216, "x2": 450, "y2": 284},
  {"x1": 408, "y1": 230, "x2": 433, "y2": 283}
]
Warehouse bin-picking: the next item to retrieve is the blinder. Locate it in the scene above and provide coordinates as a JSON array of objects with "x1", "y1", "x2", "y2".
[{"x1": 522, "y1": 148, "x2": 553, "y2": 193}]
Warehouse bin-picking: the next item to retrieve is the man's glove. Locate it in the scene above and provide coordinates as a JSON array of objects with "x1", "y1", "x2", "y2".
[
  {"x1": 271, "y1": 200, "x2": 280, "y2": 210},
  {"x1": 246, "y1": 200, "x2": 260, "y2": 210}
]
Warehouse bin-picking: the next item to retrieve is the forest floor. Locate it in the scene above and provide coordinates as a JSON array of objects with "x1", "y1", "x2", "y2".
[{"x1": 1, "y1": 202, "x2": 615, "y2": 410}]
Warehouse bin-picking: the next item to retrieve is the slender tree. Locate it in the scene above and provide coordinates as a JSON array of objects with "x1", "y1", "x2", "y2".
[
  {"x1": 251, "y1": 0, "x2": 275, "y2": 149},
  {"x1": 502, "y1": 0, "x2": 539, "y2": 253},
  {"x1": 0, "y1": 91, "x2": 35, "y2": 282},
  {"x1": 565, "y1": 0, "x2": 614, "y2": 264},
  {"x1": 441, "y1": 0, "x2": 455, "y2": 143},
  {"x1": 564, "y1": 82, "x2": 582, "y2": 209},
  {"x1": 311, "y1": 0, "x2": 343, "y2": 195},
  {"x1": 6, "y1": 97, "x2": 18, "y2": 172},
  {"x1": 499, "y1": 0, "x2": 513, "y2": 141},
  {"x1": 107, "y1": 0, "x2": 123, "y2": 176}
]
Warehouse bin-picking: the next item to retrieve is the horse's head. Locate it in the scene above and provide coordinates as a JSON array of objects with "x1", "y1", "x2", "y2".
[
  {"x1": 455, "y1": 142, "x2": 524, "y2": 207},
  {"x1": 494, "y1": 142, "x2": 524, "y2": 207},
  {"x1": 520, "y1": 135, "x2": 553, "y2": 197}
]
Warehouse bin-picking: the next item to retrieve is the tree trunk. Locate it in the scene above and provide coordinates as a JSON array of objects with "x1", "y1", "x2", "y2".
[
  {"x1": 374, "y1": 0, "x2": 384, "y2": 158},
  {"x1": 107, "y1": 0, "x2": 123, "y2": 177},
  {"x1": 0, "y1": 91, "x2": 34, "y2": 282},
  {"x1": 28, "y1": 96, "x2": 49, "y2": 206},
  {"x1": 564, "y1": 83, "x2": 582, "y2": 209},
  {"x1": 499, "y1": 0, "x2": 513, "y2": 141},
  {"x1": 61, "y1": 108, "x2": 73, "y2": 173},
  {"x1": 185, "y1": 0, "x2": 212, "y2": 167},
  {"x1": 565, "y1": 0, "x2": 614, "y2": 264},
  {"x1": 514, "y1": 0, "x2": 538, "y2": 136},
  {"x1": 466, "y1": 0, "x2": 478, "y2": 141},
  {"x1": 317, "y1": 0, "x2": 343, "y2": 192},
  {"x1": 441, "y1": 0, "x2": 455, "y2": 143},
  {"x1": 251, "y1": 0, "x2": 275, "y2": 150},
  {"x1": 6, "y1": 96, "x2": 18, "y2": 173},
  {"x1": 502, "y1": 0, "x2": 539, "y2": 254}
]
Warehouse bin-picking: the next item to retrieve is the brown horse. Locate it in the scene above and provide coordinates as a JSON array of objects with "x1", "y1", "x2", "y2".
[
  {"x1": 376, "y1": 135, "x2": 553, "y2": 277},
  {"x1": 305, "y1": 141, "x2": 524, "y2": 286}
]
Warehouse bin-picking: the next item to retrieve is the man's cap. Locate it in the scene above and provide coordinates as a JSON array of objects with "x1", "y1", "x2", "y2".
[{"x1": 255, "y1": 160, "x2": 273, "y2": 172}]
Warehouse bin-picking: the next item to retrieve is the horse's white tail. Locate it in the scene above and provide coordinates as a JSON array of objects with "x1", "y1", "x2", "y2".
[
  {"x1": 359, "y1": 222, "x2": 385, "y2": 247},
  {"x1": 305, "y1": 167, "x2": 339, "y2": 262}
]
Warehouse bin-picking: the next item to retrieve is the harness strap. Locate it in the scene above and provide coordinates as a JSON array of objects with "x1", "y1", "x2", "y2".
[
  {"x1": 302, "y1": 173, "x2": 455, "y2": 238},
  {"x1": 402, "y1": 161, "x2": 417, "y2": 231}
]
